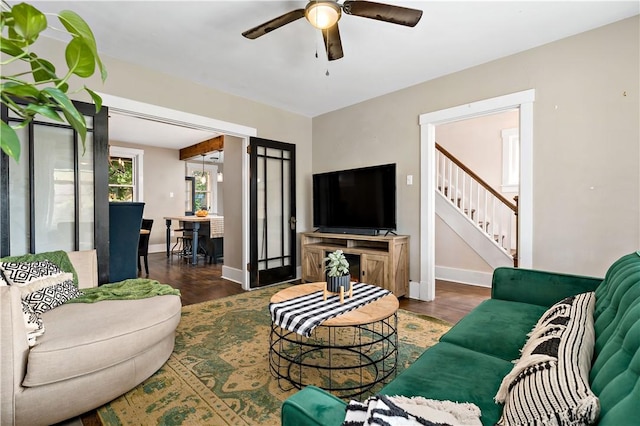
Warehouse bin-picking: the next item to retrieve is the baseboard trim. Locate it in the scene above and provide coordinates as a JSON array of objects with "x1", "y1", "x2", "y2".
[
  {"x1": 149, "y1": 243, "x2": 167, "y2": 254},
  {"x1": 409, "y1": 281, "x2": 421, "y2": 300},
  {"x1": 222, "y1": 266, "x2": 243, "y2": 284},
  {"x1": 435, "y1": 266, "x2": 492, "y2": 288}
]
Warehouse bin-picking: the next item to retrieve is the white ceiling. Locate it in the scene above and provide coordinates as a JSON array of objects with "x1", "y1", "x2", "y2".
[
  {"x1": 107, "y1": 112, "x2": 221, "y2": 148},
  {"x1": 22, "y1": 1, "x2": 639, "y2": 148}
]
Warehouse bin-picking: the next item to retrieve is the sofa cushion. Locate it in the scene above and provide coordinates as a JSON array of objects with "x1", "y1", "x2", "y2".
[
  {"x1": 379, "y1": 342, "x2": 513, "y2": 426},
  {"x1": 495, "y1": 292, "x2": 598, "y2": 426},
  {"x1": 22, "y1": 295, "x2": 181, "y2": 387},
  {"x1": 440, "y1": 299, "x2": 547, "y2": 361}
]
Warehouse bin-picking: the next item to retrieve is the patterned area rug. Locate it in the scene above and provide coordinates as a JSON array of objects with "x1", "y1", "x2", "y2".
[{"x1": 97, "y1": 285, "x2": 451, "y2": 425}]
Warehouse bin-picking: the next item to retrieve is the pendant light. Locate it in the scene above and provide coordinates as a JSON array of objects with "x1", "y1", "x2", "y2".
[{"x1": 200, "y1": 154, "x2": 206, "y2": 184}]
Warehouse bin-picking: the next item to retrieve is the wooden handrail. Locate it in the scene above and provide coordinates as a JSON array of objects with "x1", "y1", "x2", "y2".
[{"x1": 435, "y1": 142, "x2": 517, "y2": 212}]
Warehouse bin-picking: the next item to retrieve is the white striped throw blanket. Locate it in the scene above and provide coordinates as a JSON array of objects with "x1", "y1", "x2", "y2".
[
  {"x1": 270, "y1": 283, "x2": 391, "y2": 337},
  {"x1": 343, "y1": 395, "x2": 482, "y2": 426}
]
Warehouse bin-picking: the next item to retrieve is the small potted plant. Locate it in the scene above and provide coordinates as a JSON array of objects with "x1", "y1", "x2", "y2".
[{"x1": 325, "y1": 249, "x2": 351, "y2": 293}]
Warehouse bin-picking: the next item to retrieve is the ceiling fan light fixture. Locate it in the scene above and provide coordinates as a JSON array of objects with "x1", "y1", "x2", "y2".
[{"x1": 305, "y1": 1, "x2": 341, "y2": 30}]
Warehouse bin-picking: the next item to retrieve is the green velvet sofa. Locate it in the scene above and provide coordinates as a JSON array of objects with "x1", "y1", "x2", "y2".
[{"x1": 282, "y1": 252, "x2": 640, "y2": 425}]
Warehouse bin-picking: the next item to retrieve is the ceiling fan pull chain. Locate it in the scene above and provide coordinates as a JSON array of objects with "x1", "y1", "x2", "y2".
[{"x1": 325, "y1": 26, "x2": 330, "y2": 76}]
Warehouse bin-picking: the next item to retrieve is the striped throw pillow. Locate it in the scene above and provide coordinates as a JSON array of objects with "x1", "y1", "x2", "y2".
[{"x1": 495, "y1": 292, "x2": 599, "y2": 426}]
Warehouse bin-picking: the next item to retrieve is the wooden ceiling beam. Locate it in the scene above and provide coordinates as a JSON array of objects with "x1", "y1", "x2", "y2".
[{"x1": 179, "y1": 135, "x2": 224, "y2": 160}]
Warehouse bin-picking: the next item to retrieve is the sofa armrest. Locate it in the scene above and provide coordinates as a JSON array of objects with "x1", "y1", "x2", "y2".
[
  {"x1": 1, "y1": 286, "x2": 30, "y2": 425},
  {"x1": 491, "y1": 267, "x2": 602, "y2": 307},
  {"x1": 281, "y1": 386, "x2": 347, "y2": 426},
  {"x1": 67, "y1": 250, "x2": 98, "y2": 289}
]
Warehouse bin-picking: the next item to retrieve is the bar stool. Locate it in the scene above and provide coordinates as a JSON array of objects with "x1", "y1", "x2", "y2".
[{"x1": 171, "y1": 229, "x2": 193, "y2": 259}]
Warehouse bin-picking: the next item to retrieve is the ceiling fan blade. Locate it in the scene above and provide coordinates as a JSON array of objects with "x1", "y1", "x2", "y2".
[
  {"x1": 242, "y1": 9, "x2": 305, "y2": 39},
  {"x1": 322, "y1": 24, "x2": 344, "y2": 61},
  {"x1": 342, "y1": 1, "x2": 423, "y2": 27}
]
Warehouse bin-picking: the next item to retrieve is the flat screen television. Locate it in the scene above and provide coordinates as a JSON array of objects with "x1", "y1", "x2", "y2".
[{"x1": 313, "y1": 163, "x2": 396, "y2": 235}]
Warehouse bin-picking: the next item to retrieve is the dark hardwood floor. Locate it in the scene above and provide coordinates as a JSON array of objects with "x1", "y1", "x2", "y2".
[
  {"x1": 80, "y1": 252, "x2": 490, "y2": 425},
  {"x1": 140, "y1": 252, "x2": 491, "y2": 322}
]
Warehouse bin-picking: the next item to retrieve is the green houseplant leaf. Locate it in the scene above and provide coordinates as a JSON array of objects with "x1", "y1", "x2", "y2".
[
  {"x1": 9, "y1": 2, "x2": 47, "y2": 43},
  {"x1": 58, "y1": 10, "x2": 107, "y2": 82},
  {"x1": 84, "y1": 86, "x2": 102, "y2": 112},
  {"x1": 1, "y1": 81, "x2": 40, "y2": 99},
  {"x1": 29, "y1": 54, "x2": 58, "y2": 83},
  {"x1": 0, "y1": 121, "x2": 21, "y2": 161},
  {"x1": 65, "y1": 37, "x2": 95, "y2": 77},
  {"x1": 0, "y1": 36, "x2": 26, "y2": 56},
  {"x1": 42, "y1": 87, "x2": 87, "y2": 140},
  {"x1": 1, "y1": 2, "x2": 107, "y2": 162},
  {"x1": 24, "y1": 103, "x2": 63, "y2": 122}
]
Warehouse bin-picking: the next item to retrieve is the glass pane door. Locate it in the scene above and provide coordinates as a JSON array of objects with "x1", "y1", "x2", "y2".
[
  {"x1": 249, "y1": 137, "x2": 296, "y2": 288},
  {"x1": 1, "y1": 101, "x2": 108, "y2": 281}
]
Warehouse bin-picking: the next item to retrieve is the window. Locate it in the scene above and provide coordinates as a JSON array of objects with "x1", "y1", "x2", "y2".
[
  {"x1": 501, "y1": 128, "x2": 519, "y2": 193},
  {"x1": 109, "y1": 156, "x2": 133, "y2": 201},
  {"x1": 108, "y1": 146, "x2": 144, "y2": 201},
  {"x1": 193, "y1": 170, "x2": 210, "y2": 210}
]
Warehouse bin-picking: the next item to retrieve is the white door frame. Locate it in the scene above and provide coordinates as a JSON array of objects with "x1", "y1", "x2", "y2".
[
  {"x1": 419, "y1": 89, "x2": 535, "y2": 301},
  {"x1": 98, "y1": 93, "x2": 257, "y2": 290}
]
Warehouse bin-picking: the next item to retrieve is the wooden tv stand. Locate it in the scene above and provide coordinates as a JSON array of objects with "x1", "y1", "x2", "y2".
[{"x1": 301, "y1": 232, "x2": 409, "y2": 297}]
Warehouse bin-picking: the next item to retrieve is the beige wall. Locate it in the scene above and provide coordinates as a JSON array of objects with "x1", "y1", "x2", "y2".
[
  {"x1": 435, "y1": 216, "x2": 493, "y2": 273},
  {"x1": 312, "y1": 16, "x2": 640, "y2": 279},
  {"x1": 222, "y1": 136, "x2": 243, "y2": 270}
]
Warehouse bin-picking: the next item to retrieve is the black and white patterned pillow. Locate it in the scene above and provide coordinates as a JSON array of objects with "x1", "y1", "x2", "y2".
[
  {"x1": 23, "y1": 279, "x2": 83, "y2": 314},
  {"x1": 0, "y1": 259, "x2": 75, "y2": 301},
  {"x1": 21, "y1": 299, "x2": 45, "y2": 346},
  {"x1": 495, "y1": 292, "x2": 599, "y2": 426},
  {"x1": 0, "y1": 259, "x2": 63, "y2": 285}
]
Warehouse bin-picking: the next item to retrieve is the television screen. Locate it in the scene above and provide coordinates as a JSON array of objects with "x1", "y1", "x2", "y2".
[{"x1": 313, "y1": 163, "x2": 396, "y2": 233}]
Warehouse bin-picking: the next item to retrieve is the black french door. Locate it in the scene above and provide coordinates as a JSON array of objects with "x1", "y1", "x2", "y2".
[
  {"x1": 249, "y1": 137, "x2": 296, "y2": 288},
  {"x1": 0, "y1": 101, "x2": 109, "y2": 282}
]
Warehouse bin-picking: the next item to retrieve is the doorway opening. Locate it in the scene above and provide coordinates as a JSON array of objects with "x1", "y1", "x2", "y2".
[
  {"x1": 434, "y1": 109, "x2": 520, "y2": 285},
  {"x1": 98, "y1": 93, "x2": 257, "y2": 290},
  {"x1": 418, "y1": 89, "x2": 535, "y2": 301}
]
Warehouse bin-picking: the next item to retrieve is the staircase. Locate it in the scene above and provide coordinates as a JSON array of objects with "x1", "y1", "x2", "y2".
[{"x1": 436, "y1": 143, "x2": 518, "y2": 268}]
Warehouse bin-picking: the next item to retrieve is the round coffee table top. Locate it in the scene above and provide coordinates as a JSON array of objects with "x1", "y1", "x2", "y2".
[{"x1": 270, "y1": 282, "x2": 399, "y2": 327}]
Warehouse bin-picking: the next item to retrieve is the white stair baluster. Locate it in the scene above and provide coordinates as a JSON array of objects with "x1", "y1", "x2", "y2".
[
  {"x1": 461, "y1": 172, "x2": 466, "y2": 215},
  {"x1": 492, "y1": 196, "x2": 497, "y2": 247}
]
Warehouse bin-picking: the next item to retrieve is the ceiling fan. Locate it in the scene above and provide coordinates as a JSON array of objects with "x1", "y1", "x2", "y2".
[{"x1": 241, "y1": 0, "x2": 423, "y2": 61}]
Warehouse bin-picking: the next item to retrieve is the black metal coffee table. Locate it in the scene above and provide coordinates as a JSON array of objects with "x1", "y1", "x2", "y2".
[{"x1": 269, "y1": 282, "x2": 399, "y2": 399}]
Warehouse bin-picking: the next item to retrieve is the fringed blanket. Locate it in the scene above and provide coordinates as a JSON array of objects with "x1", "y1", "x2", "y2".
[{"x1": 343, "y1": 395, "x2": 482, "y2": 426}]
